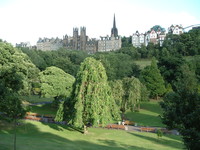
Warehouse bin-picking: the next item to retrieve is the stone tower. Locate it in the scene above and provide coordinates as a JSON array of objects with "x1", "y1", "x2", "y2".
[
  {"x1": 80, "y1": 27, "x2": 87, "y2": 50},
  {"x1": 111, "y1": 14, "x2": 118, "y2": 37},
  {"x1": 73, "y1": 28, "x2": 79, "y2": 50}
]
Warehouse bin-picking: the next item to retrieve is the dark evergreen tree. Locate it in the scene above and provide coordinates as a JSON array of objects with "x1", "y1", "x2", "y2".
[{"x1": 140, "y1": 57, "x2": 166, "y2": 99}]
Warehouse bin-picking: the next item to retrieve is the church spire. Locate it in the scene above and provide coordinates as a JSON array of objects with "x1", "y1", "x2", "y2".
[
  {"x1": 111, "y1": 14, "x2": 118, "y2": 37},
  {"x1": 113, "y1": 14, "x2": 116, "y2": 28}
]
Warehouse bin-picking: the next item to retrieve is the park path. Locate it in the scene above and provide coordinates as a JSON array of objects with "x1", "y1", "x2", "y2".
[{"x1": 125, "y1": 125, "x2": 179, "y2": 135}]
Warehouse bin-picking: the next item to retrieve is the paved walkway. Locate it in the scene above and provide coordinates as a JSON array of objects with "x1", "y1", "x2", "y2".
[{"x1": 125, "y1": 125, "x2": 179, "y2": 135}]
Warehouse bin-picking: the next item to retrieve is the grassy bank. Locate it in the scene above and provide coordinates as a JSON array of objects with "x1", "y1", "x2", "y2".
[
  {"x1": 0, "y1": 120, "x2": 184, "y2": 150},
  {"x1": 125, "y1": 100, "x2": 164, "y2": 127}
]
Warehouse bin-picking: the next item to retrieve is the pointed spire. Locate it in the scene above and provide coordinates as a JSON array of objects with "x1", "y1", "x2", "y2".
[
  {"x1": 111, "y1": 14, "x2": 118, "y2": 37},
  {"x1": 113, "y1": 14, "x2": 116, "y2": 28}
]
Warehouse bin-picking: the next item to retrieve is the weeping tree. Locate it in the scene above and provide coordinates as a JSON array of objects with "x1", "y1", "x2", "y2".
[
  {"x1": 109, "y1": 80, "x2": 124, "y2": 107},
  {"x1": 39, "y1": 66, "x2": 75, "y2": 107},
  {"x1": 110, "y1": 77, "x2": 148, "y2": 120},
  {"x1": 70, "y1": 57, "x2": 120, "y2": 134},
  {"x1": 122, "y1": 77, "x2": 142, "y2": 115}
]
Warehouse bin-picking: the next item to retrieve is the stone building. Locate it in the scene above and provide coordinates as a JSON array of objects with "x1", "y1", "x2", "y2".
[
  {"x1": 37, "y1": 37, "x2": 63, "y2": 51},
  {"x1": 36, "y1": 14, "x2": 121, "y2": 53},
  {"x1": 63, "y1": 27, "x2": 98, "y2": 53},
  {"x1": 132, "y1": 31, "x2": 147, "y2": 47},
  {"x1": 16, "y1": 42, "x2": 31, "y2": 49},
  {"x1": 98, "y1": 14, "x2": 121, "y2": 52}
]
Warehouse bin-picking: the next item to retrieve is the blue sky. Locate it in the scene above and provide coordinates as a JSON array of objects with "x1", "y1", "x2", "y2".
[{"x1": 0, "y1": 0, "x2": 199, "y2": 45}]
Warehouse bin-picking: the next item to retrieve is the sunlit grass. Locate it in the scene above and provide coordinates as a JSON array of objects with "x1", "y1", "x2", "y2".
[
  {"x1": 0, "y1": 120, "x2": 184, "y2": 150},
  {"x1": 134, "y1": 59, "x2": 151, "y2": 69},
  {"x1": 125, "y1": 100, "x2": 164, "y2": 127}
]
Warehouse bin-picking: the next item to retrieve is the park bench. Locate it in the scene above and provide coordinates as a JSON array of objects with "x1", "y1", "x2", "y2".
[
  {"x1": 24, "y1": 116, "x2": 42, "y2": 121},
  {"x1": 105, "y1": 124, "x2": 125, "y2": 130},
  {"x1": 26, "y1": 112, "x2": 38, "y2": 117},
  {"x1": 140, "y1": 127, "x2": 156, "y2": 132},
  {"x1": 124, "y1": 120, "x2": 135, "y2": 125}
]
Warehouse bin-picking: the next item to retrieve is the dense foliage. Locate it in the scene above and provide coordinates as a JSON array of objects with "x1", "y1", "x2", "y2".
[
  {"x1": 69, "y1": 57, "x2": 120, "y2": 133},
  {"x1": 39, "y1": 66, "x2": 75, "y2": 106},
  {"x1": 0, "y1": 42, "x2": 33, "y2": 149},
  {"x1": 160, "y1": 65, "x2": 200, "y2": 150},
  {"x1": 140, "y1": 58, "x2": 166, "y2": 99},
  {"x1": 109, "y1": 77, "x2": 149, "y2": 119},
  {"x1": 0, "y1": 42, "x2": 37, "y2": 120}
]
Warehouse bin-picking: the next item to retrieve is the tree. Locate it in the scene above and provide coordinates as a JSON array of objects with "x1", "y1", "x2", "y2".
[
  {"x1": 158, "y1": 55, "x2": 186, "y2": 85},
  {"x1": 0, "y1": 42, "x2": 28, "y2": 150},
  {"x1": 140, "y1": 58, "x2": 166, "y2": 99},
  {"x1": 160, "y1": 65, "x2": 200, "y2": 150},
  {"x1": 94, "y1": 52, "x2": 140, "y2": 80},
  {"x1": 39, "y1": 66, "x2": 75, "y2": 106},
  {"x1": 70, "y1": 57, "x2": 120, "y2": 134},
  {"x1": 109, "y1": 77, "x2": 148, "y2": 119},
  {"x1": 109, "y1": 80, "x2": 124, "y2": 108},
  {"x1": 122, "y1": 77, "x2": 142, "y2": 113}
]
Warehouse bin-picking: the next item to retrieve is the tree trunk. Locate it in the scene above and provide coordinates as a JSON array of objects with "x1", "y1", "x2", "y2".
[
  {"x1": 138, "y1": 102, "x2": 140, "y2": 110},
  {"x1": 122, "y1": 111, "x2": 125, "y2": 121},
  {"x1": 14, "y1": 119, "x2": 17, "y2": 150},
  {"x1": 83, "y1": 125, "x2": 88, "y2": 135}
]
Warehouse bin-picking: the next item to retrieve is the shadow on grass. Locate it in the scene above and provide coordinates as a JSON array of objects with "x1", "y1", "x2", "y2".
[
  {"x1": 128, "y1": 132, "x2": 185, "y2": 149},
  {"x1": 0, "y1": 121, "x2": 154, "y2": 150},
  {"x1": 41, "y1": 122, "x2": 84, "y2": 134}
]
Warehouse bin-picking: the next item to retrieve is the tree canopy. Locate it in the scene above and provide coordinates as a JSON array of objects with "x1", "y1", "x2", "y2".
[
  {"x1": 39, "y1": 66, "x2": 75, "y2": 103},
  {"x1": 140, "y1": 58, "x2": 166, "y2": 99},
  {"x1": 109, "y1": 77, "x2": 149, "y2": 119},
  {"x1": 160, "y1": 65, "x2": 200, "y2": 150},
  {"x1": 70, "y1": 57, "x2": 120, "y2": 133}
]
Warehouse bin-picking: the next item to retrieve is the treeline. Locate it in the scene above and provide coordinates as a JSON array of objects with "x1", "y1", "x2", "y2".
[{"x1": 120, "y1": 28, "x2": 200, "y2": 59}]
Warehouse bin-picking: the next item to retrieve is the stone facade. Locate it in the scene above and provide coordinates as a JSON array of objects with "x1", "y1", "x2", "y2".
[
  {"x1": 63, "y1": 27, "x2": 98, "y2": 53},
  {"x1": 16, "y1": 42, "x2": 31, "y2": 48},
  {"x1": 97, "y1": 14, "x2": 121, "y2": 52},
  {"x1": 37, "y1": 37, "x2": 63, "y2": 51},
  {"x1": 98, "y1": 36, "x2": 121, "y2": 52}
]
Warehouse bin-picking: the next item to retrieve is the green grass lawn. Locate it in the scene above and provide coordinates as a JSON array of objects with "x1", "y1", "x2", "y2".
[
  {"x1": 0, "y1": 120, "x2": 184, "y2": 150},
  {"x1": 134, "y1": 59, "x2": 151, "y2": 69},
  {"x1": 29, "y1": 103, "x2": 57, "y2": 117},
  {"x1": 20, "y1": 95, "x2": 54, "y2": 103},
  {"x1": 125, "y1": 100, "x2": 164, "y2": 127}
]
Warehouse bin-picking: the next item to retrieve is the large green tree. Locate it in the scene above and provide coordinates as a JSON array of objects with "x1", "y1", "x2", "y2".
[
  {"x1": 140, "y1": 58, "x2": 166, "y2": 99},
  {"x1": 0, "y1": 42, "x2": 29, "y2": 150},
  {"x1": 160, "y1": 65, "x2": 200, "y2": 150},
  {"x1": 39, "y1": 66, "x2": 75, "y2": 106},
  {"x1": 70, "y1": 57, "x2": 120, "y2": 134}
]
